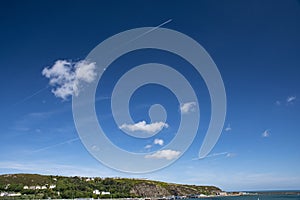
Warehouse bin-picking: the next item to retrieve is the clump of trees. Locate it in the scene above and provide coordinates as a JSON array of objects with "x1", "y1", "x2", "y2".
[{"x1": 0, "y1": 175, "x2": 138, "y2": 199}]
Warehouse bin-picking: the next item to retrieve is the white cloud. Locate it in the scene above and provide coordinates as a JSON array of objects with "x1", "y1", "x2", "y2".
[
  {"x1": 196, "y1": 151, "x2": 236, "y2": 160},
  {"x1": 91, "y1": 145, "x2": 100, "y2": 151},
  {"x1": 226, "y1": 153, "x2": 236, "y2": 158},
  {"x1": 224, "y1": 124, "x2": 232, "y2": 132},
  {"x1": 262, "y1": 129, "x2": 270, "y2": 138},
  {"x1": 180, "y1": 102, "x2": 197, "y2": 114},
  {"x1": 154, "y1": 138, "x2": 164, "y2": 146},
  {"x1": 144, "y1": 138, "x2": 164, "y2": 149},
  {"x1": 75, "y1": 61, "x2": 97, "y2": 82},
  {"x1": 287, "y1": 96, "x2": 296, "y2": 103},
  {"x1": 275, "y1": 96, "x2": 297, "y2": 106},
  {"x1": 145, "y1": 149, "x2": 181, "y2": 160},
  {"x1": 42, "y1": 60, "x2": 97, "y2": 100},
  {"x1": 119, "y1": 121, "x2": 168, "y2": 133}
]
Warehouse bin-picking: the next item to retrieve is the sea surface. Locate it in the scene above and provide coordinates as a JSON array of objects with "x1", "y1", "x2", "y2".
[{"x1": 187, "y1": 195, "x2": 300, "y2": 200}]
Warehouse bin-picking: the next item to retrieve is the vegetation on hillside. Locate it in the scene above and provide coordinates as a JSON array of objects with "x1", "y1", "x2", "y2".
[{"x1": 0, "y1": 174, "x2": 221, "y2": 199}]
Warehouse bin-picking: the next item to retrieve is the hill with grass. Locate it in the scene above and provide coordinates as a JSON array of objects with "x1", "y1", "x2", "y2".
[{"x1": 0, "y1": 173, "x2": 221, "y2": 199}]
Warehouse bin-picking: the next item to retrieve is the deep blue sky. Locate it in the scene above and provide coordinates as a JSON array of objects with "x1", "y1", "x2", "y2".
[{"x1": 0, "y1": 0, "x2": 300, "y2": 191}]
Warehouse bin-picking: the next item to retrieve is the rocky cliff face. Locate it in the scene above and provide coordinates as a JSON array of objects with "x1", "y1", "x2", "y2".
[
  {"x1": 130, "y1": 182, "x2": 170, "y2": 197},
  {"x1": 130, "y1": 182, "x2": 221, "y2": 197}
]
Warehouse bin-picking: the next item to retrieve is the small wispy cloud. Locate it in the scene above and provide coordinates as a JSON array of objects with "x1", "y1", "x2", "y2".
[
  {"x1": 207, "y1": 152, "x2": 230, "y2": 158},
  {"x1": 154, "y1": 138, "x2": 164, "y2": 146},
  {"x1": 262, "y1": 129, "x2": 270, "y2": 138},
  {"x1": 145, "y1": 149, "x2": 180, "y2": 160},
  {"x1": 180, "y1": 102, "x2": 197, "y2": 114},
  {"x1": 193, "y1": 151, "x2": 236, "y2": 160},
  {"x1": 42, "y1": 60, "x2": 97, "y2": 100},
  {"x1": 144, "y1": 138, "x2": 165, "y2": 149},
  {"x1": 287, "y1": 96, "x2": 296, "y2": 104},
  {"x1": 226, "y1": 152, "x2": 236, "y2": 158},
  {"x1": 12, "y1": 111, "x2": 56, "y2": 133},
  {"x1": 224, "y1": 124, "x2": 232, "y2": 132},
  {"x1": 119, "y1": 121, "x2": 168, "y2": 133},
  {"x1": 276, "y1": 95, "x2": 296, "y2": 106}
]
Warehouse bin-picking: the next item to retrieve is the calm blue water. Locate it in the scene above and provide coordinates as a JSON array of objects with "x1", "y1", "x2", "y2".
[{"x1": 187, "y1": 195, "x2": 300, "y2": 200}]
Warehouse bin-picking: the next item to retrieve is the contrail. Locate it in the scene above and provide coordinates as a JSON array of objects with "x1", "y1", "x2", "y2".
[
  {"x1": 12, "y1": 85, "x2": 49, "y2": 106},
  {"x1": 32, "y1": 137, "x2": 80, "y2": 153},
  {"x1": 109, "y1": 19, "x2": 173, "y2": 55},
  {"x1": 38, "y1": 19, "x2": 172, "y2": 103},
  {"x1": 18, "y1": 19, "x2": 173, "y2": 152},
  {"x1": 18, "y1": 19, "x2": 173, "y2": 105},
  {"x1": 127, "y1": 19, "x2": 173, "y2": 43}
]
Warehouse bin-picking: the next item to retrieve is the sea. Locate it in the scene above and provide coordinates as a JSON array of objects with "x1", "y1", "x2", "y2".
[{"x1": 190, "y1": 195, "x2": 300, "y2": 200}]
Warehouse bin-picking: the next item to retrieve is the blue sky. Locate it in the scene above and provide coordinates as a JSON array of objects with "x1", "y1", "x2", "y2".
[{"x1": 1, "y1": 0, "x2": 300, "y2": 191}]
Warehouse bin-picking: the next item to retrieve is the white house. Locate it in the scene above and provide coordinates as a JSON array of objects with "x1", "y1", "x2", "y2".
[
  {"x1": 1, "y1": 192, "x2": 21, "y2": 197},
  {"x1": 35, "y1": 185, "x2": 41, "y2": 190},
  {"x1": 0, "y1": 192, "x2": 8, "y2": 197},
  {"x1": 93, "y1": 189, "x2": 100, "y2": 195},
  {"x1": 49, "y1": 185, "x2": 56, "y2": 189},
  {"x1": 41, "y1": 186, "x2": 47, "y2": 190},
  {"x1": 8, "y1": 193, "x2": 21, "y2": 197},
  {"x1": 23, "y1": 186, "x2": 29, "y2": 190},
  {"x1": 86, "y1": 177, "x2": 95, "y2": 182},
  {"x1": 101, "y1": 191, "x2": 110, "y2": 195},
  {"x1": 29, "y1": 186, "x2": 36, "y2": 190}
]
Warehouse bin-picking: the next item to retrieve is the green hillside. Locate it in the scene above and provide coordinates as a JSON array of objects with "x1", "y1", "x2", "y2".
[{"x1": 0, "y1": 174, "x2": 221, "y2": 199}]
